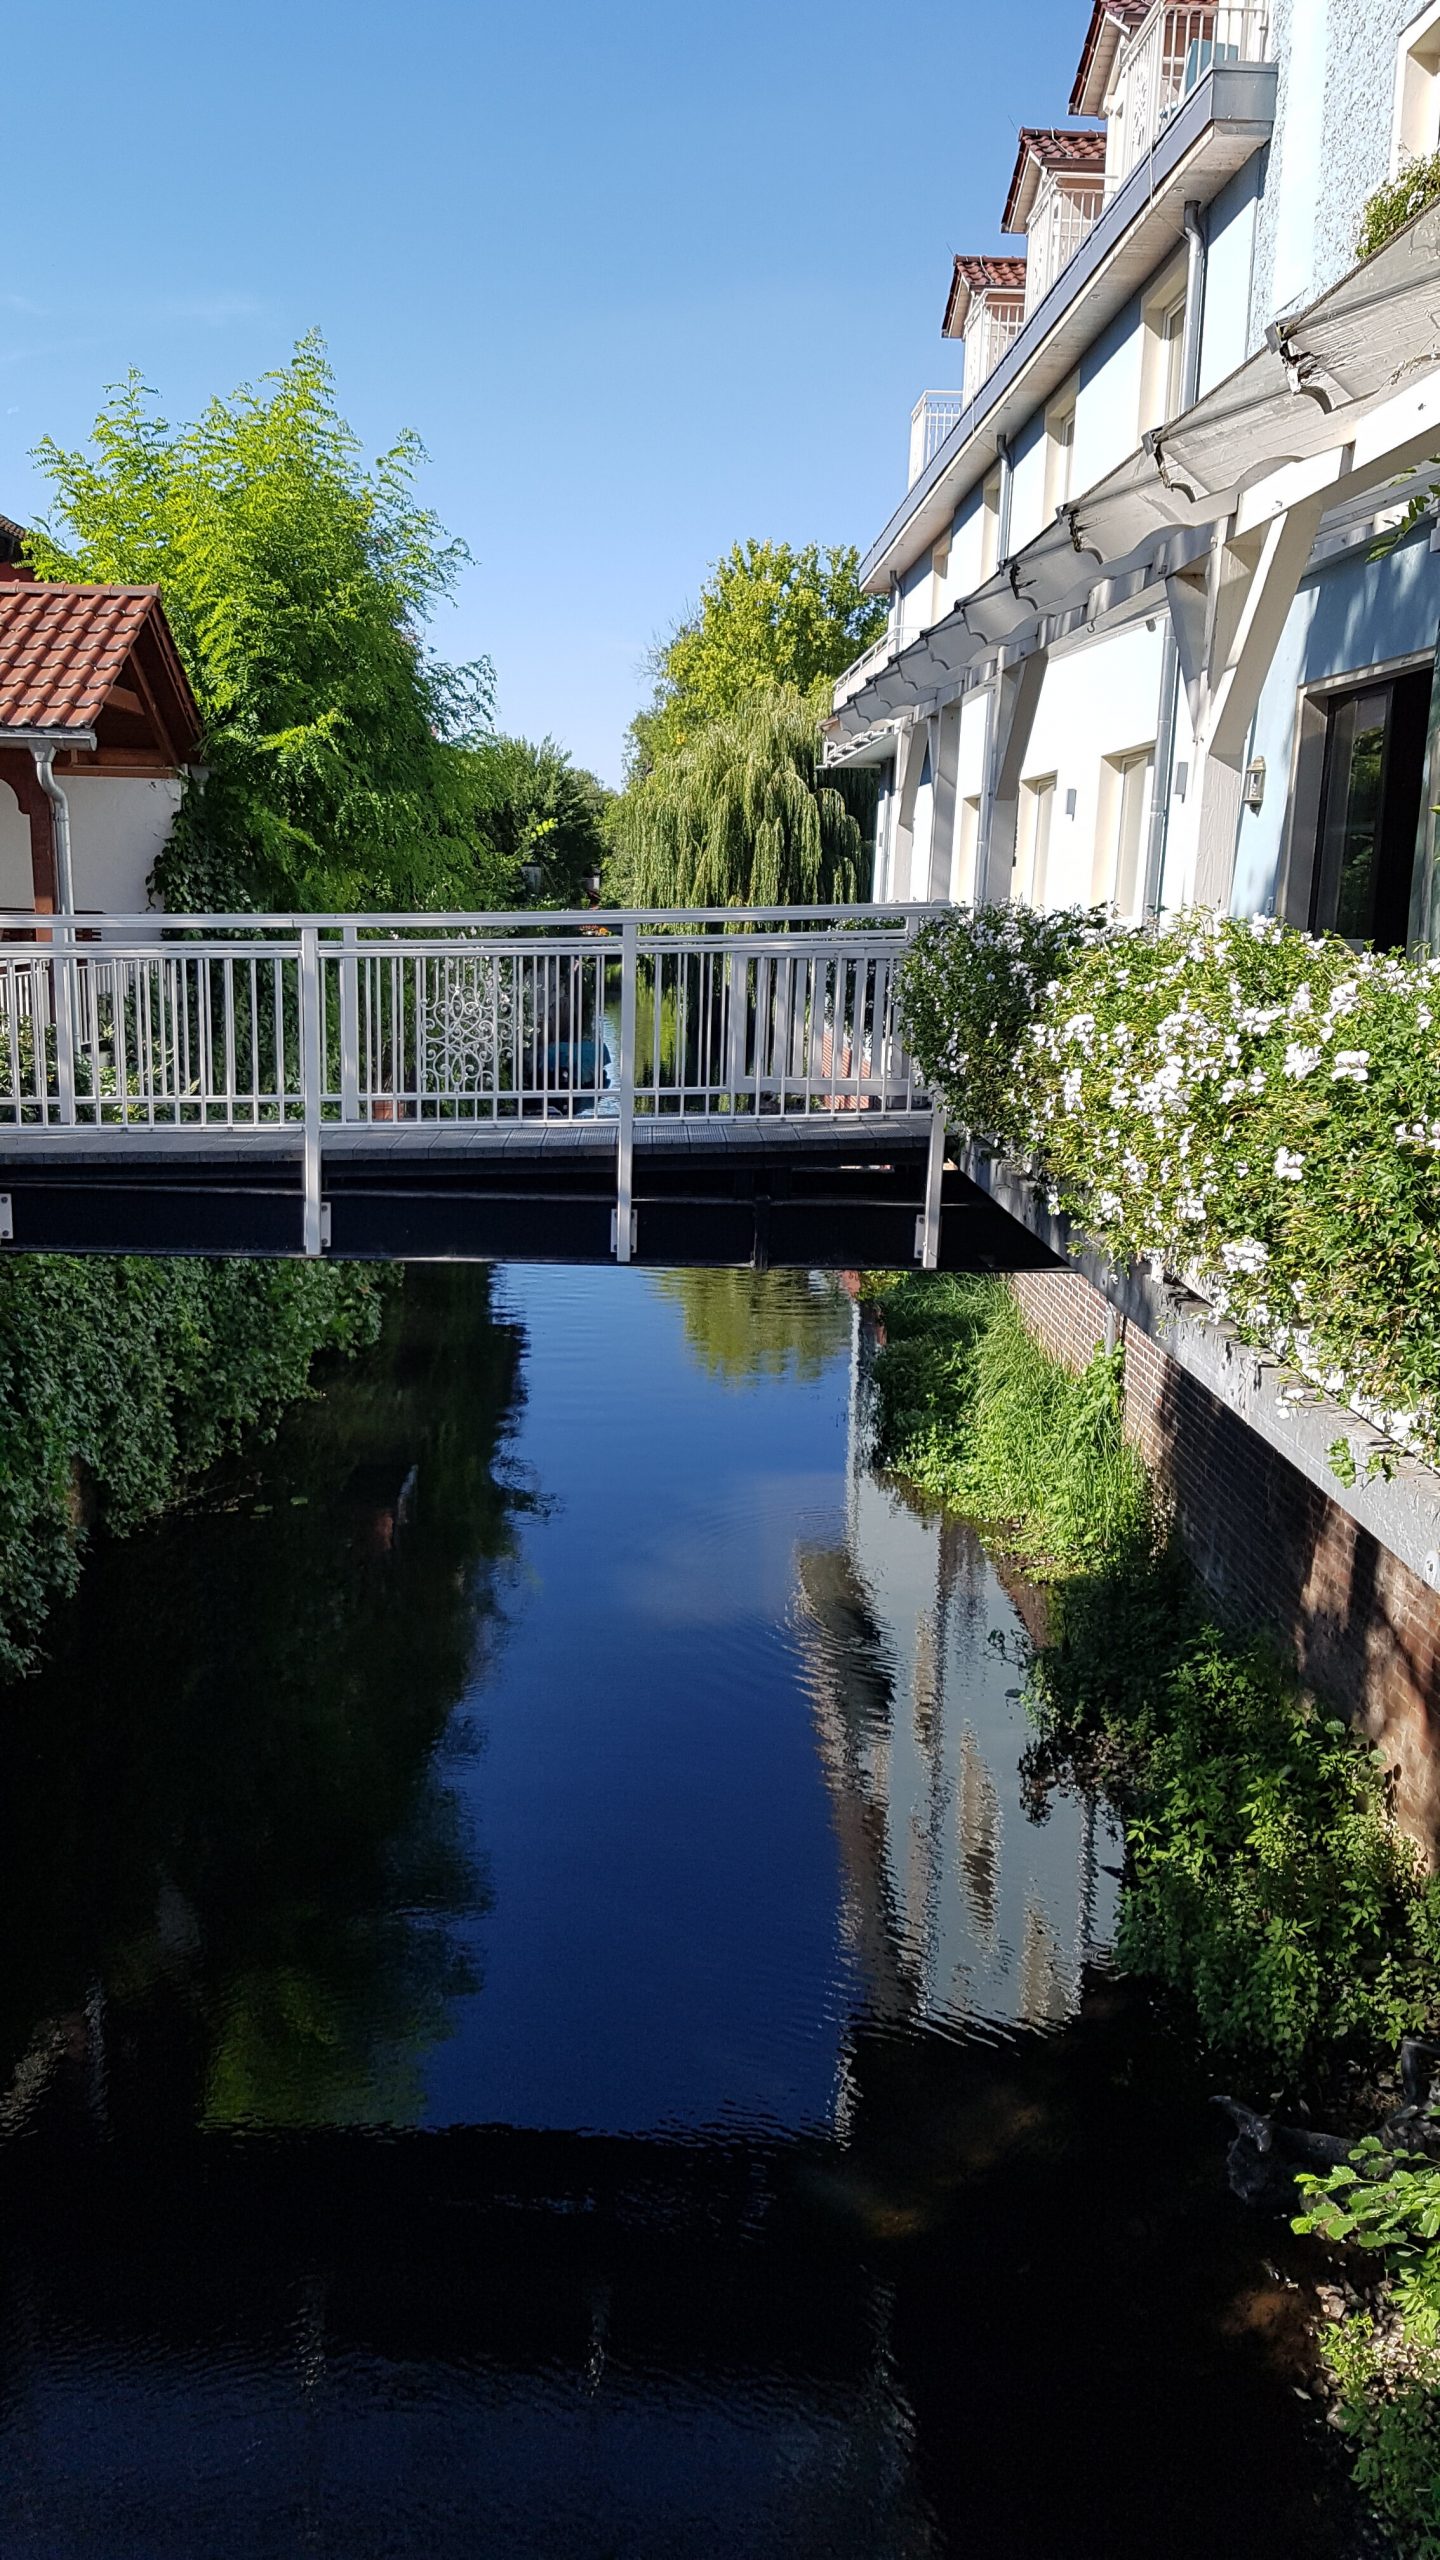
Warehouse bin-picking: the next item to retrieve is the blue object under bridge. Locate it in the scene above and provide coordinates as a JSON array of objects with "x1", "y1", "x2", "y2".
[{"x1": 0, "y1": 905, "x2": 1061, "y2": 1272}]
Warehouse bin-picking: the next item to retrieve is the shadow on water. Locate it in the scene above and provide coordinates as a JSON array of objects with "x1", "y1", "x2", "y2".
[
  {"x1": 0, "y1": 1264, "x2": 528, "y2": 2134},
  {"x1": 0, "y1": 1266, "x2": 1371, "y2": 2558}
]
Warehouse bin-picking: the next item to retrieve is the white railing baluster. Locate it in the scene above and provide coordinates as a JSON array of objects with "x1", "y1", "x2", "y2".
[
  {"x1": 0, "y1": 907, "x2": 944, "y2": 1246},
  {"x1": 299, "y1": 925, "x2": 323, "y2": 1256},
  {"x1": 615, "y1": 919, "x2": 638, "y2": 1262}
]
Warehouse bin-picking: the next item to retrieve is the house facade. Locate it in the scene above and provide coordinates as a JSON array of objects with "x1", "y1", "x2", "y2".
[
  {"x1": 831, "y1": 2, "x2": 1440, "y2": 951},
  {"x1": 0, "y1": 568, "x2": 202, "y2": 916}
]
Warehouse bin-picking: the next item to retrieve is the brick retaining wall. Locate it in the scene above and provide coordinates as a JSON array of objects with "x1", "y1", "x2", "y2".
[{"x1": 1010, "y1": 1267, "x2": 1440, "y2": 1851}]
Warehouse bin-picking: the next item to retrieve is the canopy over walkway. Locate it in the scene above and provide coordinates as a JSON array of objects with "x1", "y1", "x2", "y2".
[{"x1": 0, "y1": 906, "x2": 1057, "y2": 1270}]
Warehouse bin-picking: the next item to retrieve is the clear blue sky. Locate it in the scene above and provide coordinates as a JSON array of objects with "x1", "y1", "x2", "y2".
[{"x1": 4, "y1": 0, "x2": 1085, "y2": 785}]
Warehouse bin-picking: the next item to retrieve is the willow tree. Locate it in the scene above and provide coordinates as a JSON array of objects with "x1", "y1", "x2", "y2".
[
  {"x1": 613, "y1": 687, "x2": 866, "y2": 907},
  {"x1": 628, "y1": 540, "x2": 887, "y2": 778}
]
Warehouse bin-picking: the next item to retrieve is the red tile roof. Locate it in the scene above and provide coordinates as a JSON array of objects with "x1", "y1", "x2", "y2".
[
  {"x1": 0, "y1": 584, "x2": 200, "y2": 756},
  {"x1": 1070, "y1": 1, "x2": 1149, "y2": 116},
  {"x1": 1003, "y1": 126, "x2": 1108, "y2": 231},
  {"x1": 942, "y1": 254, "x2": 1029, "y2": 338}
]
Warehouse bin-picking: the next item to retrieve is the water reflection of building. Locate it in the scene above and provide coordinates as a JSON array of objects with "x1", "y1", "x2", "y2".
[{"x1": 794, "y1": 1300, "x2": 1116, "y2": 2058}]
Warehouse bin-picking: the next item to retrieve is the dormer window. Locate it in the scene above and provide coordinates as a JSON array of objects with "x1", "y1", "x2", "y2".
[
  {"x1": 941, "y1": 256, "x2": 1029, "y2": 404},
  {"x1": 1070, "y1": 4, "x2": 1272, "y2": 197},
  {"x1": 1002, "y1": 129, "x2": 1108, "y2": 313}
]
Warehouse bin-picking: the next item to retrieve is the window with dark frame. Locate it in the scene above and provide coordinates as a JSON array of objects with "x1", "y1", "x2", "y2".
[{"x1": 1310, "y1": 664, "x2": 1433, "y2": 949}]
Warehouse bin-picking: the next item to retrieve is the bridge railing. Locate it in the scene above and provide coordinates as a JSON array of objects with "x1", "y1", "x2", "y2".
[{"x1": 0, "y1": 908, "x2": 945, "y2": 1260}]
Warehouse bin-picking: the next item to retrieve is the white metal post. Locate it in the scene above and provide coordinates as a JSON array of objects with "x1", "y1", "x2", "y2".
[
  {"x1": 299, "y1": 926, "x2": 324, "y2": 1256},
  {"x1": 917, "y1": 1103, "x2": 946, "y2": 1270},
  {"x1": 52, "y1": 921, "x2": 77, "y2": 1126},
  {"x1": 339, "y1": 925, "x2": 360, "y2": 1121},
  {"x1": 614, "y1": 919, "x2": 638, "y2": 1263}
]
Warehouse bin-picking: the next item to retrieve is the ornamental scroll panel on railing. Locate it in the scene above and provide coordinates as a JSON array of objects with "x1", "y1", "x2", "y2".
[
  {"x1": 0, "y1": 912, "x2": 934, "y2": 1133},
  {"x1": 0, "y1": 910, "x2": 945, "y2": 1267}
]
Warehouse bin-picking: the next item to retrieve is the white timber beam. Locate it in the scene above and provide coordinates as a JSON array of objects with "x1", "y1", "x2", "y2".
[
  {"x1": 976, "y1": 650, "x2": 1048, "y2": 905},
  {"x1": 1203, "y1": 494, "x2": 1330, "y2": 765},
  {"x1": 1234, "y1": 368, "x2": 1440, "y2": 538}
]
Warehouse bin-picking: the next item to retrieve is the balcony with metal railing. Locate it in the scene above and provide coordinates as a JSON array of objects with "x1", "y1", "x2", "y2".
[
  {"x1": 962, "y1": 294, "x2": 1028, "y2": 403},
  {"x1": 1106, "y1": 2, "x2": 1271, "y2": 194},
  {"x1": 1023, "y1": 172, "x2": 1107, "y2": 314},
  {"x1": 908, "y1": 391, "x2": 967, "y2": 487}
]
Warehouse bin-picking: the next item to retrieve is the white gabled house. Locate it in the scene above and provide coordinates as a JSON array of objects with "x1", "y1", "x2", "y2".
[{"x1": 832, "y1": 1, "x2": 1440, "y2": 954}]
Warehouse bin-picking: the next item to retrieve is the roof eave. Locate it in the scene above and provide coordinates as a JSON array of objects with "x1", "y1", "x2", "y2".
[{"x1": 854, "y1": 62, "x2": 1277, "y2": 592}]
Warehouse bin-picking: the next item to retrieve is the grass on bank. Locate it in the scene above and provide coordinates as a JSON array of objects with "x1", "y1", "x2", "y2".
[
  {"x1": 864, "y1": 1269, "x2": 1440, "y2": 2079},
  {"x1": 866, "y1": 1269, "x2": 1440, "y2": 2547},
  {"x1": 863, "y1": 1269, "x2": 1440, "y2": 2551}
]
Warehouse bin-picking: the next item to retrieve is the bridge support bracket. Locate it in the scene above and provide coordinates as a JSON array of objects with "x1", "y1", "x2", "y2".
[
  {"x1": 0, "y1": 1193, "x2": 12, "y2": 1244},
  {"x1": 610, "y1": 1208, "x2": 637, "y2": 1261},
  {"x1": 915, "y1": 1112, "x2": 945, "y2": 1270}
]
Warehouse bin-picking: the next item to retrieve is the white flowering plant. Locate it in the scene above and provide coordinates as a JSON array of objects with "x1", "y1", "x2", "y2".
[
  {"x1": 897, "y1": 901, "x2": 1108, "y2": 1152},
  {"x1": 901, "y1": 907, "x2": 1440, "y2": 1465}
]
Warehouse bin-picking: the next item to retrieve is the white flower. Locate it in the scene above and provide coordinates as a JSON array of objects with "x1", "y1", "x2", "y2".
[
  {"x1": 1273, "y1": 1148, "x2": 1305, "y2": 1182},
  {"x1": 1283, "y1": 1043, "x2": 1322, "y2": 1080},
  {"x1": 1220, "y1": 1238, "x2": 1269, "y2": 1275},
  {"x1": 1331, "y1": 1050, "x2": 1370, "y2": 1084}
]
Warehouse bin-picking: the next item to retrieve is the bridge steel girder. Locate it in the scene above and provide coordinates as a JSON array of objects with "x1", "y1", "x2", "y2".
[{"x1": 0, "y1": 1141, "x2": 1065, "y2": 1277}]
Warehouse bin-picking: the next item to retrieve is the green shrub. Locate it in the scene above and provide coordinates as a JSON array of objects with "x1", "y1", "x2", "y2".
[
  {"x1": 899, "y1": 908, "x2": 1440, "y2": 1468},
  {"x1": 866, "y1": 1271, "x2": 1149, "y2": 1570},
  {"x1": 896, "y1": 901, "x2": 1104, "y2": 1151},
  {"x1": 1296, "y1": 2146, "x2": 1440, "y2": 2555},
  {"x1": 1358, "y1": 152, "x2": 1440, "y2": 260}
]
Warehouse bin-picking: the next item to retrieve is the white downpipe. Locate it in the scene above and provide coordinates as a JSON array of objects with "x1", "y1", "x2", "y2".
[
  {"x1": 1144, "y1": 200, "x2": 1209, "y2": 917},
  {"x1": 32, "y1": 750, "x2": 78, "y2": 1121},
  {"x1": 32, "y1": 748, "x2": 76, "y2": 914}
]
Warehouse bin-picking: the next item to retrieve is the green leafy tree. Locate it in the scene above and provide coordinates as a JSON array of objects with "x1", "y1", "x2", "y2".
[
  {"x1": 469, "y1": 734, "x2": 613, "y2": 905},
  {"x1": 28, "y1": 335, "x2": 506, "y2": 912},
  {"x1": 610, "y1": 686, "x2": 867, "y2": 907},
  {"x1": 628, "y1": 539, "x2": 886, "y2": 778}
]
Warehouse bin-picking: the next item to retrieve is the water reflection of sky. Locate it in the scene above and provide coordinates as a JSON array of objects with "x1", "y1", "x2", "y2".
[{"x1": 421, "y1": 1267, "x2": 1114, "y2": 2138}]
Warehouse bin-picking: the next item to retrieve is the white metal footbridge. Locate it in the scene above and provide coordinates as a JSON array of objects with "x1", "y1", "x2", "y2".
[{"x1": 0, "y1": 905, "x2": 1055, "y2": 1272}]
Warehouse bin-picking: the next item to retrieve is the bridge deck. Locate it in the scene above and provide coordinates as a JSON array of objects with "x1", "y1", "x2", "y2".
[{"x1": 0, "y1": 905, "x2": 1061, "y2": 1268}]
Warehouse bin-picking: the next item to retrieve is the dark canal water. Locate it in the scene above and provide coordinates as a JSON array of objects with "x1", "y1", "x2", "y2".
[{"x1": 0, "y1": 1266, "x2": 1363, "y2": 2556}]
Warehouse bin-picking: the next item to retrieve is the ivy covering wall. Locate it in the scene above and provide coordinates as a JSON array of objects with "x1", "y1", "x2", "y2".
[{"x1": 0, "y1": 1255, "x2": 392, "y2": 1680}]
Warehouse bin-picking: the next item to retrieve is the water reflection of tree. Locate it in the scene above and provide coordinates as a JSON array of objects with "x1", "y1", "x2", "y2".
[
  {"x1": 0, "y1": 1265, "x2": 529, "y2": 2133},
  {"x1": 654, "y1": 1269, "x2": 851, "y2": 1384}
]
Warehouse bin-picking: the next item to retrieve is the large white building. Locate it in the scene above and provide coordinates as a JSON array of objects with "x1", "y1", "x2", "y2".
[{"x1": 831, "y1": 2, "x2": 1440, "y2": 952}]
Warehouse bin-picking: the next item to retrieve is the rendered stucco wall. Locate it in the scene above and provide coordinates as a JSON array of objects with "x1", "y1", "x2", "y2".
[
  {"x1": 948, "y1": 482, "x2": 988, "y2": 597},
  {"x1": 65, "y1": 775, "x2": 182, "y2": 913},
  {"x1": 1015, "y1": 620, "x2": 1167, "y2": 909},
  {"x1": 1252, "y1": 0, "x2": 1417, "y2": 332},
  {"x1": 1197, "y1": 160, "x2": 1264, "y2": 394},
  {"x1": 0, "y1": 785, "x2": 31, "y2": 907},
  {"x1": 1072, "y1": 292, "x2": 1147, "y2": 500}
]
